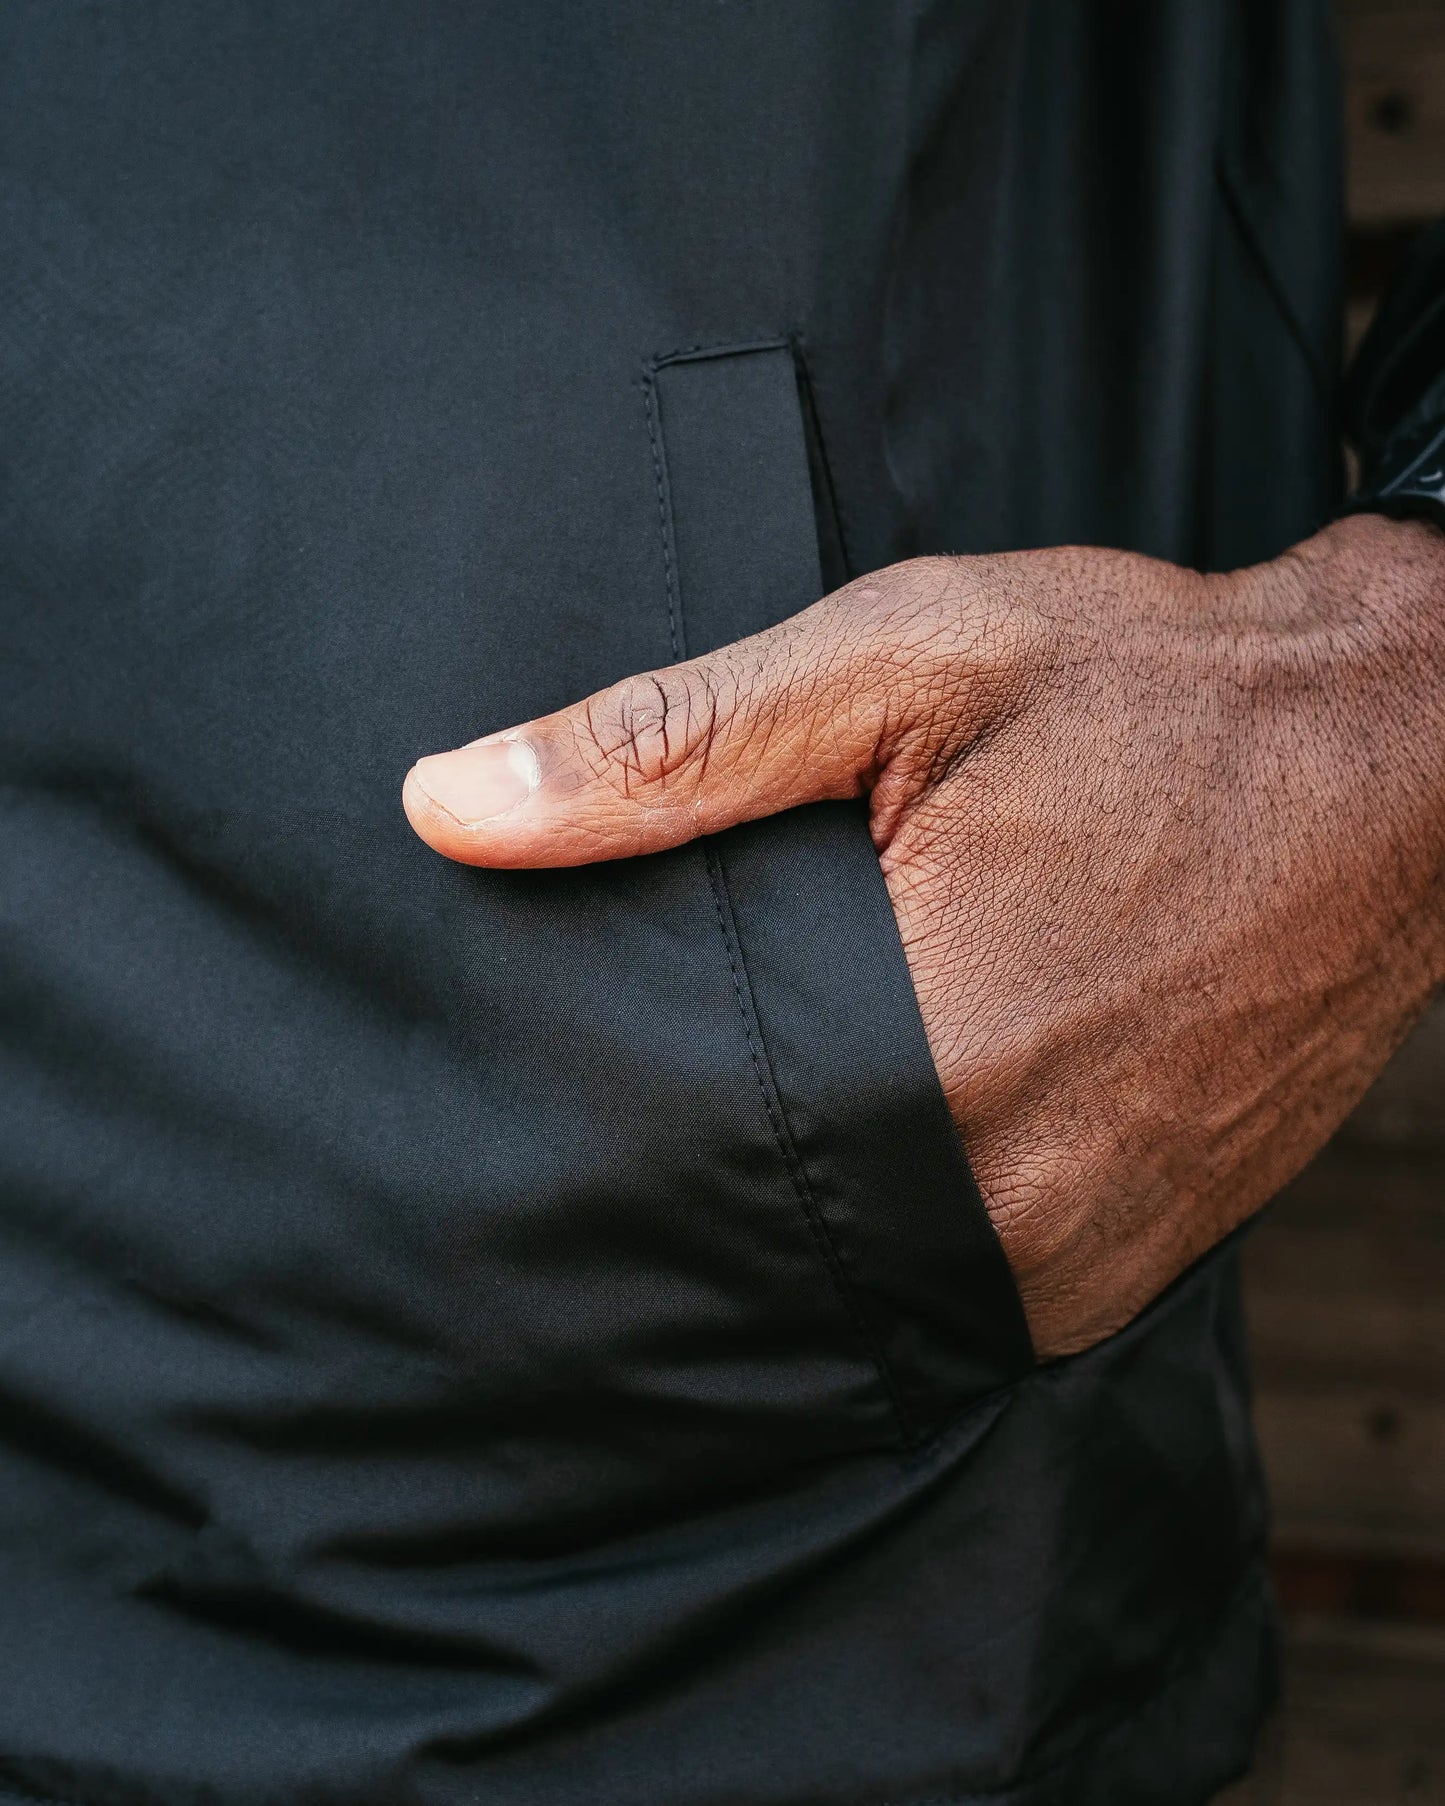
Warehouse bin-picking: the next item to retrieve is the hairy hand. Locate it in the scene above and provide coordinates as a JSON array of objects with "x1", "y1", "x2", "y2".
[{"x1": 403, "y1": 516, "x2": 1445, "y2": 1356}]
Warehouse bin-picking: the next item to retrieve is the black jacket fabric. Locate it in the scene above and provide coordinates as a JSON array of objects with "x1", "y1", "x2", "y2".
[
  {"x1": 1345, "y1": 215, "x2": 1445, "y2": 507},
  {"x1": 0, "y1": 5, "x2": 1360, "y2": 1804}
]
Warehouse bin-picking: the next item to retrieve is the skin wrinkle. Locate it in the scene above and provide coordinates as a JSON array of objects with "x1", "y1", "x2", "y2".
[{"x1": 404, "y1": 514, "x2": 1445, "y2": 1357}]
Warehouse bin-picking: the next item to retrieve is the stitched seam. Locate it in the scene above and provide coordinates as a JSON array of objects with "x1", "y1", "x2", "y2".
[
  {"x1": 652, "y1": 334, "x2": 792, "y2": 371},
  {"x1": 703, "y1": 844, "x2": 917, "y2": 1448},
  {"x1": 641, "y1": 352, "x2": 917, "y2": 1449},
  {"x1": 641, "y1": 371, "x2": 682, "y2": 660}
]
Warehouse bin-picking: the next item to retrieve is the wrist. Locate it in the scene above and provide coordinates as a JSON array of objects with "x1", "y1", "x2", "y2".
[
  {"x1": 1288, "y1": 512, "x2": 1445, "y2": 972},
  {"x1": 1322, "y1": 513, "x2": 1445, "y2": 798},
  {"x1": 1293, "y1": 510, "x2": 1445, "y2": 648}
]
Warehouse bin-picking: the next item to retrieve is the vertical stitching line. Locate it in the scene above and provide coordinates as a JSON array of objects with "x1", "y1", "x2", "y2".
[
  {"x1": 702, "y1": 846, "x2": 917, "y2": 1449},
  {"x1": 642, "y1": 370, "x2": 682, "y2": 661},
  {"x1": 641, "y1": 357, "x2": 917, "y2": 1450}
]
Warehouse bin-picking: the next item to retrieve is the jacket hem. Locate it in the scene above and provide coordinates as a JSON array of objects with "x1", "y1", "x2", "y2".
[{"x1": 0, "y1": 1563, "x2": 1275, "y2": 1806}]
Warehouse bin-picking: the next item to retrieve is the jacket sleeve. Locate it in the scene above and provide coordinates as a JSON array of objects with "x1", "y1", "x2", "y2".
[{"x1": 1343, "y1": 217, "x2": 1445, "y2": 508}]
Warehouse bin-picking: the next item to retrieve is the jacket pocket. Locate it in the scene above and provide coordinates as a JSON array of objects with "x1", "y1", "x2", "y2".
[{"x1": 645, "y1": 340, "x2": 1034, "y2": 1445}]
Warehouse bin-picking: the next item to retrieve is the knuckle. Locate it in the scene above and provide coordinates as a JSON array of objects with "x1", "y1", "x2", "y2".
[
  {"x1": 579, "y1": 665, "x2": 730, "y2": 797},
  {"x1": 830, "y1": 559, "x2": 998, "y2": 777},
  {"x1": 839, "y1": 557, "x2": 987, "y2": 685}
]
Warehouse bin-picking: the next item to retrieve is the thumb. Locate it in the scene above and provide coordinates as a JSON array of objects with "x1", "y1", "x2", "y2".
[{"x1": 402, "y1": 593, "x2": 898, "y2": 869}]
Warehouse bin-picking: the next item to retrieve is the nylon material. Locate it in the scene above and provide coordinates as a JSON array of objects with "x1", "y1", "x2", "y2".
[
  {"x1": 652, "y1": 346, "x2": 1032, "y2": 1424},
  {"x1": 1, "y1": 3, "x2": 1338, "y2": 1800},
  {"x1": 0, "y1": 1261, "x2": 1266, "y2": 1806},
  {"x1": 1346, "y1": 219, "x2": 1445, "y2": 478}
]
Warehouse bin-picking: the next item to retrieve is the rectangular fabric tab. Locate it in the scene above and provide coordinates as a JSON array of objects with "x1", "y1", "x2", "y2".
[{"x1": 648, "y1": 342, "x2": 822, "y2": 657}]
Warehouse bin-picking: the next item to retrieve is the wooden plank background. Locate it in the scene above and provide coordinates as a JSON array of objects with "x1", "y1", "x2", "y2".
[
  {"x1": 1219, "y1": 10, "x2": 1445, "y2": 1797},
  {"x1": 1341, "y1": 0, "x2": 1445, "y2": 227}
]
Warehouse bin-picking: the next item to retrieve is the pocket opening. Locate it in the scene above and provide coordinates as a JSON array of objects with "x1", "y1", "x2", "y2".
[{"x1": 645, "y1": 340, "x2": 1034, "y2": 1445}]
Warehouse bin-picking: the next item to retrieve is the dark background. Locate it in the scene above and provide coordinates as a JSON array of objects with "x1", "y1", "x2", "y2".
[{"x1": 1219, "y1": 7, "x2": 1445, "y2": 1799}]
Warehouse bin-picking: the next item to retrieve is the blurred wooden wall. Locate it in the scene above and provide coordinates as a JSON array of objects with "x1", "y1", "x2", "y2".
[{"x1": 1223, "y1": 8, "x2": 1445, "y2": 1799}]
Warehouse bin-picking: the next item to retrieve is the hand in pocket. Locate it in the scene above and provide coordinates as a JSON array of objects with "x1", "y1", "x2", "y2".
[{"x1": 403, "y1": 520, "x2": 1445, "y2": 1355}]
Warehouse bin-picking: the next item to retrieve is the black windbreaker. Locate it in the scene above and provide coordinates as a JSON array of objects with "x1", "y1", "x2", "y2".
[{"x1": 1, "y1": 4, "x2": 1428, "y2": 1804}]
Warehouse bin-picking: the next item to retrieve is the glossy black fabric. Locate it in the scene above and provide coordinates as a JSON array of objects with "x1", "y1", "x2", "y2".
[
  {"x1": 1346, "y1": 217, "x2": 1445, "y2": 477},
  {"x1": 1, "y1": 6, "x2": 1342, "y2": 1805},
  {"x1": 1343, "y1": 217, "x2": 1445, "y2": 528}
]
